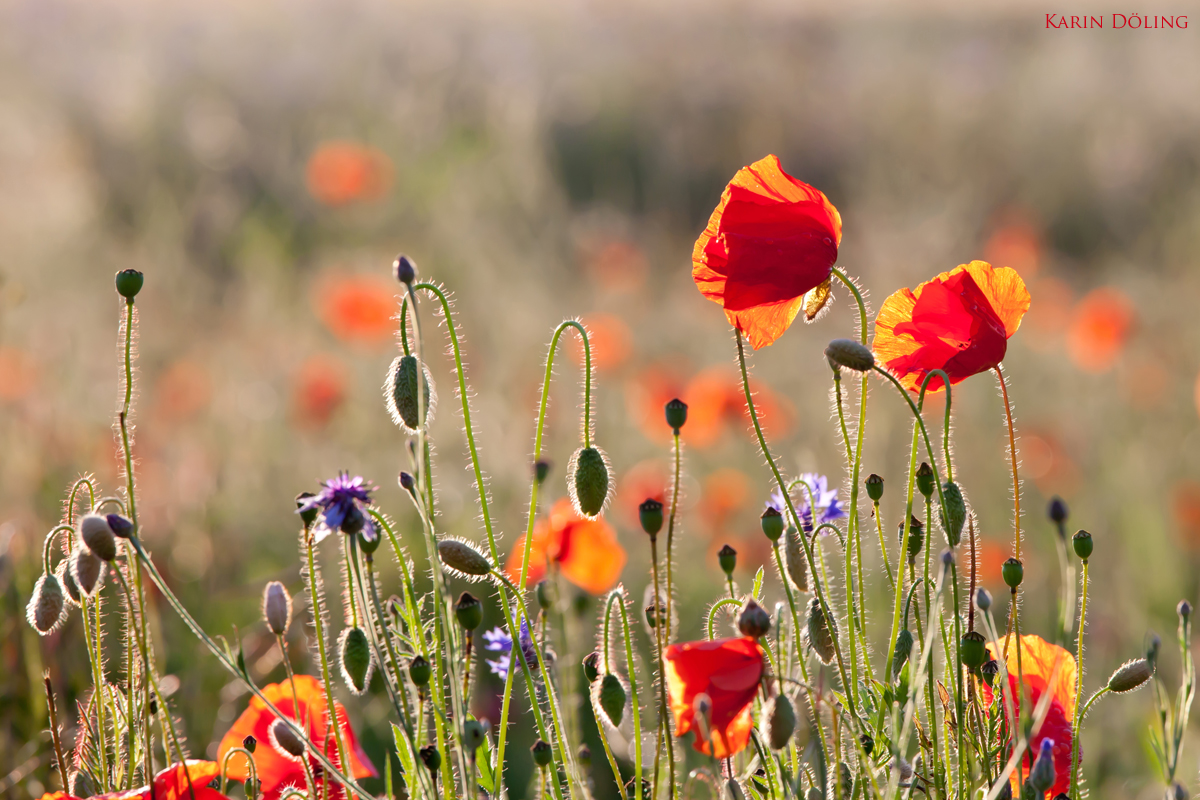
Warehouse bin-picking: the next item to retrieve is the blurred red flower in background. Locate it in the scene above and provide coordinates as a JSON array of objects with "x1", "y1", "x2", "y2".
[
  {"x1": 313, "y1": 273, "x2": 396, "y2": 345},
  {"x1": 614, "y1": 459, "x2": 669, "y2": 528},
  {"x1": 582, "y1": 238, "x2": 648, "y2": 293},
  {"x1": 1172, "y1": 480, "x2": 1200, "y2": 551},
  {"x1": 0, "y1": 346, "x2": 37, "y2": 402},
  {"x1": 693, "y1": 154, "x2": 842, "y2": 349},
  {"x1": 506, "y1": 498, "x2": 626, "y2": 594},
  {"x1": 665, "y1": 636, "x2": 764, "y2": 757},
  {"x1": 305, "y1": 141, "x2": 392, "y2": 206},
  {"x1": 1066, "y1": 287, "x2": 1135, "y2": 373},
  {"x1": 571, "y1": 313, "x2": 632, "y2": 373},
  {"x1": 291, "y1": 354, "x2": 347, "y2": 430},
  {"x1": 153, "y1": 359, "x2": 212, "y2": 424},
  {"x1": 1022, "y1": 277, "x2": 1074, "y2": 352},
  {"x1": 873, "y1": 260, "x2": 1030, "y2": 393},
  {"x1": 984, "y1": 213, "x2": 1042, "y2": 279},
  {"x1": 964, "y1": 537, "x2": 1008, "y2": 588}
]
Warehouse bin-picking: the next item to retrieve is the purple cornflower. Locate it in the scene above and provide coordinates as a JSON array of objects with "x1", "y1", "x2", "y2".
[
  {"x1": 298, "y1": 472, "x2": 377, "y2": 544},
  {"x1": 483, "y1": 617, "x2": 538, "y2": 680},
  {"x1": 768, "y1": 473, "x2": 846, "y2": 534}
]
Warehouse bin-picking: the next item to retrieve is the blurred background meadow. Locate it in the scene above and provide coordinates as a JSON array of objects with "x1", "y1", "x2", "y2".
[{"x1": 2, "y1": 1, "x2": 1200, "y2": 797}]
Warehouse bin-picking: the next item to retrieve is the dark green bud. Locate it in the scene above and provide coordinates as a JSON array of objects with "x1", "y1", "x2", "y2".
[
  {"x1": 535, "y1": 459, "x2": 551, "y2": 485},
  {"x1": 387, "y1": 355, "x2": 434, "y2": 433},
  {"x1": 1072, "y1": 530, "x2": 1093, "y2": 560},
  {"x1": 531, "y1": 739, "x2": 553, "y2": 768},
  {"x1": 865, "y1": 473, "x2": 884, "y2": 502},
  {"x1": 455, "y1": 592, "x2": 482, "y2": 630},
  {"x1": 570, "y1": 446, "x2": 610, "y2": 518},
  {"x1": 665, "y1": 398, "x2": 688, "y2": 433},
  {"x1": 639, "y1": 498, "x2": 664, "y2": 537},
  {"x1": 296, "y1": 492, "x2": 318, "y2": 528},
  {"x1": 339, "y1": 504, "x2": 365, "y2": 536},
  {"x1": 409, "y1": 655, "x2": 431, "y2": 687},
  {"x1": 899, "y1": 516, "x2": 924, "y2": 562},
  {"x1": 1002, "y1": 557, "x2": 1024, "y2": 589},
  {"x1": 462, "y1": 720, "x2": 485, "y2": 751},
  {"x1": 939, "y1": 481, "x2": 966, "y2": 546},
  {"x1": 960, "y1": 631, "x2": 988, "y2": 671},
  {"x1": 393, "y1": 254, "x2": 417, "y2": 285},
  {"x1": 981, "y1": 659, "x2": 1000, "y2": 688},
  {"x1": 860, "y1": 734, "x2": 874, "y2": 756},
  {"x1": 243, "y1": 735, "x2": 257, "y2": 753},
  {"x1": 115, "y1": 269, "x2": 144, "y2": 300},
  {"x1": 806, "y1": 596, "x2": 837, "y2": 665},
  {"x1": 419, "y1": 745, "x2": 441, "y2": 775},
  {"x1": 1107, "y1": 658, "x2": 1153, "y2": 693},
  {"x1": 892, "y1": 629, "x2": 914, "y2": 677},
  {"x1": 764, "y1": 694, "x2": 795, "y2": 749},
  {"x1": 438, "y1": 538, "x2": 493, "y2": 578},
  {"x1": 582, "y1": 651, "x2": 601, "y2": 683},
  {"x1": 717, "y1": 544, "x2": 737, "y2": 577},
  {"x1": 339, "y1": 627, "x2": 372, "y2": 694},
  {"x1": 761, "y1": 507, "x2": 785, "y2": 542},
  {"x1": 358, "y1": 527, "x2": 381, "y2": 554},
  {"x1": 737, "y1": 599, "x2": 771, "y2": 639},
  {"x1": 824, "y1": 339, "x2": 875, "y2": 372},
  {"x1": 597, "y1": 673, "x2": 626, "y2": 727},
  {"x1": 536, "y1": 580, "x2": 555, "y2": 610},
  {"x1": 915, "y1": 462, "x2": 935, "y2": 499}
]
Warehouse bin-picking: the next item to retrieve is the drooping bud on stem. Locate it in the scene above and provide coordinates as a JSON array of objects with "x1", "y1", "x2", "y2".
[
  {"x1": 386, "y1": 355, "x2": 435, "y2": 433},
  {"x1": 106, "y1": 514, "x2": 133, "y2": 539},
  {"x1": 569, "y1": 446, "x2": 611, "y2": 518},
  {"x1": 27, "y1": 573, "x2": 66, "y2": 635},
  {"x1": 1107, "y1": 658, "x2": 1154, "y2": 693},
  {"x1": 263, "y1": 581, "x2": 291, "y2": 636},
  {"x1": 80, "y1": 514, "x2": 117, "y2": 562},
  {"x1": 71, "y1": 547, "x2": 106, "y2": 599},
  {"x1": 764, "y1": 694, "x2": 796, "y2": 749},
  {"x1": 892, "y1": 630, "x2": 914, "y2": 677},
  {"x1": 784, "y1": 526, "x2": 808, "y2": 591},
  {"x1": 824, "y1": 339, "x2": 875, "y2": 372},
  {"x1": 269, "y1": 719, "x2": 306, "y2": 761},
  {"x1": 939, "y1": 481, "x2": 966, "y2": 546}
]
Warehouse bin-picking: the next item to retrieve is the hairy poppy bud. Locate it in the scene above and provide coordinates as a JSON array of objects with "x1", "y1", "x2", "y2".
[
  {"x1": 393, "y1": 254, "x2": 417, "y2": 285},
  {"x1": 639, "y1": 499, "x2": 664, "y2": 537},
  {"x1": 536, "y1": 580, "x2": 555, "y2": 610},
  {"x1": 437, "y1": 538, "x2": 493, "y2": 579},
  {"x1": 569, "y1": 446, "x2": 611, "y2": 518},
  {"x1": 976, "y1": 587, "x2": 992, "y2": 613},
  {"x1": 80, "y1": 514, "x2": 117, "y2": 562},
  {"x1": 409, "y1": 655, "x2": 431, "y2": 687},
  {"x1": 582, "y1": 651, "x2": 601, "y2": 683},
  {"x1": 243, "y1": 735, "x2": 257, "y2": 753},
  {"x1": 1108, "y1": 658, "x2": 1153, "y2": 693},
  {"x1": 455, "y1": 592, "x2": 482, "y2": 630},
  {"x1": 806, "y1": 597, "x2": 837, "y2": 665},
  {"x1": 597, "y1": 673, "x2": 626, "y2": 728},
  {"x1": 1072, "y1": 530, "x2": 1093, "y2": 560},
  {"x1": 27, "y1": 573, "x2": 66, "y2": 635},
  {"x1": 665, "y1": 398, "x2": 688, "y2": 433},
  {"x1": 865, "y1": 473, "x2": 884, "y2": 502},
  {"x1": 764, "y1": 694, "x2": 795, "y2": 750},
  {"x1": 106, "y1": 514, "x2": 133, "y2": 539},
  {"x1": 339, "y1": 627, "x2": 372, "y2": 694},
  {"x1": 892, "y1": 629, "x2": 914, "y2": 677},
  {"x1": 1179, "y1": 600, "x2": 1192, "y2": 622},
  {"x1": 1027, "y1": 739, "x2": 1057, "y2": 793},
  {"x1": 269, "y1": 719, "x2": 306, "y2": 760},
  {"x1": 386, "y1": 355, "x2": 435, "y2": 433},
  {"x1": 960, "y1": 631, "x2": 987, "y2": 671},
  {"x1": 860, "y1": 734, "x2": 874, "y2": 756},
  {"x1": 761, "y1": 507, "x2": 784, "y2": 542},
  {"x1": 1048, "y1": 496, "x2": 1069, "y2": 526},
  {"x1": 58, "y1": 562, "x2": 81, "y2": 606},
  {"x1": 71, "y1": 547, "x2": 106, "y2": 598},
  {"x1": 296, "y1": 492, "x2": 318, "y2": 528},
  {"x1": 784, "y1": 526, "x2": 809, "y2": 591},
  {"x1": 939, "y1": 481, "x2": 966, "y2": 546},
  {"x1": 806, "y1": 789, "x2": 822, "y2": 800},
  {"x1": 115, "y1": 269, "x2": 144, "y2": 300},
  {"x1": 531, "y1": 739, "x2": 553, "y2": 768},
  {"x1": 462, "y1": 720, "x2": 485, "y2": 751},
  {"x1": 899, "y1": 516, "x2": 924, "y2": 562},
  {"x1": 1002, "y1": 557, "x2": 1024, "y2": 589},
  {"x1": 535, "y1": 459, "x2": 551, "y2": 485},
  {"x1": 69, "y1": 771, "x2": 93, "y2": 798},
  {"x1": 915, "y1": 462, "x2": 935, "y2": 499},
  {"x1": 263, "y1": 581, "x2": 291, "y2": 636},
  {"x1": 718, "y1": 544, "x2": 737, "y2": 577},
  {"x1": 419, "y1": 745, "x2": 441, "y2": 775},
  {"x1": 981, "y1": 659, "x2": 1000, "y2": 688},
  {"x1": 738, "y1": 599, "x2": 771, "y2": 639},
  {"x1": 824, "y1": 339, "x2": 875, "y2": 372},
  {"x1": 577, "y1": 745, "x2": 591, "y2": 769}
]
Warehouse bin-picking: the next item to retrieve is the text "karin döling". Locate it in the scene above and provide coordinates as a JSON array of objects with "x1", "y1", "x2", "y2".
[{"x1": 1046, "y1": 14, "x2": 1188, "y2": 28}]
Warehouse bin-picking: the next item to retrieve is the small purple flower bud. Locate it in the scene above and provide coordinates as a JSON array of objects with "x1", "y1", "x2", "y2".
[
  {"x1": 106, "y1": 514, "x2": 134, "y2": 539},
  {"x1": 393, "y1": 254, "x2": 417, "y2": 285},
  {"x1": 399, "y1": 471, "x2": 416, "y2": 492}
]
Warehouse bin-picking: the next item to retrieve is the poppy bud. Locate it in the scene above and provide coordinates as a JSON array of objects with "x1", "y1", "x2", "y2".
[
  {"x1": 106, "y1": 514, "x2": 133, "y2": 539},
  {"x1": 1048, "y1": 496, "x2": 1069, "y2": 526},
  {"x1": 71, "y1": 547, "x2": 106, "y2": 598},
  {"x1": 738, "y1": 599, "x2": 771, "y2": 639},
  {"x1": 597, "y1": 673, "x2": 626, "y2": 728},
  {"x1": 784, "y1": 526, "x2": 809, "y2": 592},
  {"x1": 959, "y1": 631, "x2": 987, "y2": 671},
  {"x1": 339, "y1": 627, "x2": 373, "y2": 694},
  {"x1": 1027, "y1": 739, "x2": 1057, "y2": 793},
  {"x1": 535, "y1": 459, "x2": 551, "y2": 485},
  {"x1": 115, "y1": 269, "x2": 144, "y2": 300},
  {"x1": 1179, "y1": 600, "x2": 1192, "y2": 622},
  {"x1": 243, "y1": 735, "x2": 257, "y2": 753},
  {"x1": 393, "y1": 254, "x2": 417, "y2": 285},
  {"x1": 860, "y1": 734, "x2": 874, "y2": 756},
  {"x1": 1072, "y1": 530, "x2": 1093, "y2": 561},
  {"x1": 461, "y1": 720, "x2": 485, "y2": 751},
  {"x1": 824, "y1": 339, "x2": 875, "y2": 372},
  {"x1": 386, "y1": 355, "x2": 436, "y2": 433},
  {"x1": 1002, "y1": 557, "x2": 1024, "y2": 589},
  {"x1": 892, "y1": 629, "x2": 913, "y2": 677},
  {"x1": 582, "y1": 651, "x2": 601, "y2": 684},
  {"x1": 536, "y1": 580, "x2": 555, "y2": 610},
  {"x1": 437, "y1": 538, "x2": 494, "y2": 579},
  {"x1": 455, "y1": 592, "x2": 482, "y2": 630},
  {"x1": 262, "y1": 581, "x2": 291, "y2": 636},
  {"x1": 806, "y1": 596, "x2": 837, "y2": 665},
  {"x1": 80, "y1": 514, "x2": 117, "y2": 562},
  {"x1": 409, "y1": 655, "x2": 431, "y2": 687},
  {"x1": 764, "y1": 694, "x2": 795, "y2": 750},
  {"x1": 1148, "y1": 632, "x2": 1162, "y2": 669},
  {"x1": 665, "y1": 398, "x2": 688, "y2": 433},
  {"x1": 939, "y1": 481, "x2": 966, "y2": 546},
  {"x1": 941, "y1": 548, "x2": 954, "y2": 574},
  {"x1": 58, "y1": 562, "x2": 81, "y2": 606},
  {"x1": 359, "y1": 525, "x2": 382, "y2": 554},
  {"x1": 296, "y1": 492, "x2": 318, "y2": 528},
  {"x1": 915, "y1": 463, "x2": 935, "y2": 499},
  {"x1": 577, "y1": 745, "x2": 592, "y2": 769},
  {"x1": 976, "y1": 588, "x2": 992, "y2": 613},
  {"x1": 269, "y1": 719, "x2": 307, "y2": 760},
  {"x1": 419, "y1": 745, "x2": 441, "y2": 776},
  {"x1": 761, "y1": 507, "x2": 784, "y2": 542},
  {"x1": 717, "y1": 544, "x2": 737, "y2": 577},
  {"x1": 639, "y1": 499, "x2": 664, "y2": 537},
  {"x1": 981, "y1": 659, "x2": 1000, "y2": 688},
  {"x1": 27, "y1": 573, "x2": 66, "y2": 635},
  {"x1": 865, "y1": 473, "x2": 884, "y2": 502},
  {"x1": 569, "y1": 446, "x2": 611, "y2": 518},
  {"x1": 899, "y1": 516, "x2": 924, "y2": 562},
  {"x1": 149, "y1": 697, "x2": 157, "y2": 715},
  {"x1": 69, "y1": 771, "x2": 93, "y2": 798},
  {"x1": 1107, "y1": 658, "x2": 1153, "y2": 693},
  {"x1": 531, "y1": 739, "x2": 553, "y2": 768}
]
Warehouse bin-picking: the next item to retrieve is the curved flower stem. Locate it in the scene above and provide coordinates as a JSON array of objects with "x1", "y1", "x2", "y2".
[
  {"x1": 603, "y1": 590, "x2": 643, "y2": 797},
  {"x1": 1069, "y1": 558, "x2": 1089, "y2": 799},
  {"x1": 994, "y1": 365, "x2": 1020, "y2": 561},
  {"x1": 220, "y1": 746, "x2": 258, "y2": 797},
  {"x1": 66, "y1": 477, "x2": 97, "y2": 524},
  {"x1": 649, "y1": 536, "x2": 675, "y2": 800}
]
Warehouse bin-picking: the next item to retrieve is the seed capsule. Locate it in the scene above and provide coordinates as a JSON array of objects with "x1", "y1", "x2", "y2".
[
  {"x1": 760, "y1": 507, "x2": 784, "y2": 542},
  {"x1": 115, "y1": 269, "x2": 144, "y2": 300},
  {"x1": 981, "y1": 659, "x2": 1000, "y2": 688},
  {"x1": 462, "y1": 720, "x2": 485, "y2": 751},
  {"x1": 1072, "y1": 530, "x2": 1093, "y2": 560},
  {"x1": 409, "y1": 655, "x2": 431, "y2": 687},
  {"x1": 385, "y1": 355, "x2": 435, "y2": 433},
  {"x1": 437, "y1": 538, "x2": 493, "y2": 579},
  {"x1": 1107, "y1": 658, "x2": 1153, "y2": 693},
  {"x1": 665, "y1": 398, "x2": 689, "y2": 433},
  {"x1": 915, "y1": 462, "x2": 935, "y2": 499},
  {"x1": 1002, "y1": 557, "x2": 1024, "y2": 589},
  {"x1": 243, "y1": 735, "x2": 257, "y2": 753},
  {"x1": 419, "y1": 745, "x2": 441, "y2": 775},
  {"x1": 531, "y1": 739, "x2": 553, "y2": 768},
  {"x1": 263, "y1": 581, "x2": 291, "y2": 636},
  {"x1": 455, "y1": 592, "x2": 483, "y2": 630},
  {"x1": 27, "y1": 573, "x2": 66, "y2": 635},
  {"x1": 806, "y1": 596, "x2": 837, "y2": 665},
  {"x1": 582, "y1": 652, "x2": 601, "y2": 683},
  {"x1": 939, "y1": 481, "x2": 966, "y2": 546},
  {"x1": 738, "y1": 599, "x2": 771, "y2": 639},
  {"x1": 960, "y1": 631, "x2": 988, "y2": 671},
  {"x1": 824, "y1": 339, "x2": 875, "y2": 372},
  {"x1": 80, "y1": 514, "x2": 117, "y2": 562},
  {"x1": 865, "y1": 473, "x2": 884, "y2": 502},
  {"x1": 764, "y1": 694, "x2": 795, "y2": 750},
  {"x1": 784, "y1": 526, "x2": 809, "y2": 591},
  {"x1": 638, "y1": 499, "x2": 664, "y2": 538},
  {"x1": 899, "y1": 516, "x2": 924, "y2": 562},
  {"x1": 892, "y1": 629, "x2": 914, "y2": 677},
  {"x1": 717, "y1": 544, "x2": 737, "y2": 577},
  {"x1": 339, "y1": 627, "x2": 373, "y2": 694},
  {"x1": 269, "y1": 718, "x2": 306, "y2": 760},
  {"x1": 569, "y1": 446, "x2": 611, "y2": 518},
  {"x1": 597, "y1": 673, "x2": 626, "y2": 728},
  {"x1": 535, "y1": 460, "x2": 551, "y2": 485}
]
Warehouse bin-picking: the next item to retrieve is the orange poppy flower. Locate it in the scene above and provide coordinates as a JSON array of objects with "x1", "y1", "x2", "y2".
[
  {"x1": 506, "y1": 498, "x2": 625, "y2": 594},
  {"x1": 305, "y1": 141, "x2": 392, "y2": 206},
  {"x1": 665, "y1": 636, "x2": 765, "y2": 758},
  {"x1": 874, "y1": 261, "x2": 1031, "y2": 393},
  {"x1": 78, "y1": 761, "x2": 231, "y2": 800},
  {"x1": 693, "y1": 155, "x2": 842, "y2": 350},
  {"x1": 982, "y1": 634, "x2": 1076, "y2": 796},
  {"x1": 313, "y1": 273, "x2": 396, "y2": 345},
  {"x1": 217, "y1": 675, "x2": 376, "y2": 800},
  {"x1": 1066, "y1": 287, "x2": 1135, "y2": 373}
]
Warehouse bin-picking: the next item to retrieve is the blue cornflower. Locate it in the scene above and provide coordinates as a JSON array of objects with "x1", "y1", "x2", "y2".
[
  {"x1": 483, "y1": 618, "x2": 538, "y2": 680},
  {"x1": 768, "y1": 473, "x2": 846, "y2": 534},
  {"x1": 298, "y1": 472, "x2": 377, "y2": 544}
]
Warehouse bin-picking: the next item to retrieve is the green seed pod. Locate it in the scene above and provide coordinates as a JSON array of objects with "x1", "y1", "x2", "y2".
[
  {"x1": 582, "y1": 651, "x2": 601, "y2": 683},
  {"x1": 437, "y1": 538, "x2": 493, "y2": 579},
  {"x1": 385, "y1": 355, "x2": 436, "y2": 433},
  {"x1": 409, "y1": 655, "x2": 431, "y2": 687},
  {"x1": 115, "y1": 269, "x2": 144, "y2": 300},
  {"x1": 761, "y1": 507, "x2": 784, "y2": 542},
  {"x1": 717, "y1": 544, "x2": 737, "y2": 577},
  {"x1": 764, "y1": 694, "x2": 796, "y2": 750},
  {"x1": 80, "y1": 514, "x2": 117, "y2": 562},
  {"x1": 960, "y1": 631, "x2": 988, "y2": 671},
  {"x1": 738, "y1": 599, "x2": 771, "y2": 639},
  {"x1": 1002, "y1": 557, "x2": 1024, "y2": 589},
  {"x1": 784, "y1": 525, "x2": 809, "y2": 591},
  {"x1": 531, "y1": 739, "x2": 553, "y2": 768},
  {"x1": 824, "y1": 338, "x2": 875, "y2": 372},
  {"x1": 569, "y1": 446, "x2": 611, "y2": 518},
  {"x1": 639, "y1": 498, "x2": 664, "y2": 537},
  {"x1": 865, "y1": 473, "x2": 884, "y2": 502},
  {"x1": 915, "y1": 462, "x2": 935, "y2": 499},
  {"x1": 27, "y1": 573, "x2": 65, "y2": 635},
  {"x1": 269, "y1": 718, "x2": 307, "y2": 760},
  {"x1": 939, "y1": 481, "x2": 966, "y2": 546},
  {"x1": 461, "y1": 720, "x2": 485, "y2": 751},
  {"x1": 358, "y1": 527, "x2": 381, "y2": 555},
  {"x1": 263, "y1": 581, "x2": 292, "y2": 636},
  {"x1": 597, "y1": 673, "x2": 626, "y2": 728},
  {"x1": 665, "y1": 398, "x2": 689, "y2": 433},
  {"x1": 419, "y1": 745, "x2": 441, "y2": 775},
  {"x1": 1107, "y1": 658, "x2": 1154, "y2": 693},
  {"x1": 243, "y1": 735, "x2": 257, "y2": 753},
  {"x1": 806, "y1": 596, "x2": 837, "y2": 665},
  {"x1": 899, "y1": 516, "x2": 924, "y2": 562},
  {"x1": 339, "y1": 627, "x2": 373, "y2": 694},
  {"x1": 455, "y1": 592, "x2": 483, "y2": 630},
  {"x1": 981, "y1": 659, "x2": 1000, "y2": 688},
  {"x1": 1072, "y1": 530, "x2": 1093, "y2": 560},
  {"x1": 892, "y1": 629, "x2": 914, "y2": 677}
]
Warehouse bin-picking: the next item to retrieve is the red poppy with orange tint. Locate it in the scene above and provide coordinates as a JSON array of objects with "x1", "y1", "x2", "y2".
[
  {"x1": 693, "y1": 154, "x2": 842, "y2": 350},
  {"x1": 314, "y1": 273, "x2": 396, "y2": 345},
  {"x1": 571, "y1": 313, "x2": 632, "y2": 373},
  {"x1": 873, "y1": 261, "x2": 1031, "y2": 393},
  {"x1": 305, "y1": 141, "x2": 392, "y2": 206},
  {"x1": 292, "y1": 355, "x2": 347, "y2": 430},
  {"x1": 665, "y1": 636, "x2": 764, "y2": 758},
  {"x1": 217, "y1": 675, "x2": 376, "y2": 800},
  {"x1": 981, "y1": 634, "x2": 1077, "y2": 796},
  {"x1": 1066, "y1": 287, "x2": 1135, "y2": 374},
  {"x1": 505, "y1": 498, "x2": 626, "y2": 595}
]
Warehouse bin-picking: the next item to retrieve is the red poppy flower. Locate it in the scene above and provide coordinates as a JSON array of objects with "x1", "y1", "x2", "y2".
[
  {"x1": 982, "y1": 634, "x2": 1077, "y2": 796},
  {"x1": 873, "y1": 261, "x2": 1030, "y2": 393},
  {"x1": 693, "y1": 155, "x2": 842, "y2": 350},
  {"x1": 506, "y1": 498, "x2": 625, "y2": 595},
  {"x1": 81, "y1": 761, "x2": 232, "y2": 800},
  {"x1": 665, "y1": 636, "x2": 765, "y2": 758},
  {"x1": 217, "y1": 675, "x2": 376, "y2": 800},
  {"x1": 305, "y1": 141, "x2": 392, "y2": 206}
]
